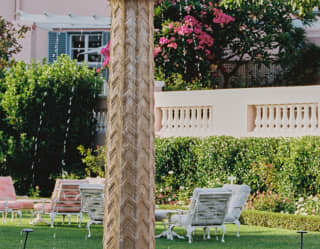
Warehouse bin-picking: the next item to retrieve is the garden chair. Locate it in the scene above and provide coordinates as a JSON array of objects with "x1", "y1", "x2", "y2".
[
  {"x1": 79, "y1": 183, "x2": 104, "y2": 238},
  {"x1": 171, "y1": 188, "x2": 232, "y2": 243},
  {"x1": 33, "y1": 179, "x2": 88, "y2": 228},
  {"x1": 223, "y1": 184, "x2": 251, "y2": 237},
  {"x1": 0, "y1": 176, "x2": 34, "y2": 223}
]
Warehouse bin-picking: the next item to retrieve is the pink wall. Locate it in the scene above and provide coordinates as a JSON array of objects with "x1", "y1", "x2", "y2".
[{"x1": 0, "y1": 0, "x2": 110, "y2": 62}]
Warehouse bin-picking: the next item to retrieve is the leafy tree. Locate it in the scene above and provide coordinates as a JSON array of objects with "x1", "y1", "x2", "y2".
[
  {"x1": 0, "y1": 16, "x2": 30, "y2": 78},
  {"x1": 154, "y1": 0, "x2": 316, "y2": 88},
  {"x1": 0, "y1": 56, "x2": 103, "y2": 195}
]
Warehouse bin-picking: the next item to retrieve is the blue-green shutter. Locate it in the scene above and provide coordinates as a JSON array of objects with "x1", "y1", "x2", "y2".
[
  {"x1": 102, "y1": 31, "x2": 110, "y2": 81},
  {"x1": 48, "y1": 32, "x2": 68, "y2": 63}
]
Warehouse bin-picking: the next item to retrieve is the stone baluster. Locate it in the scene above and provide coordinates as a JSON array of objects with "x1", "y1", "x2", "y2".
[
  {"x1": 204, "y1": 107, "x2": 209, "y2": 129},
  {"x1": 269, "y1": 106, "x2": 275, "y2": 130},
  {"x1": 102, "y1": 111, "x2": 107, "y2": 132},
  {"x1": 275, "y1": 105, "x2": 281, "y2": 130},
  {"x1": 310, "y1": 104, "x2": 317, "y2": 130},
  {"x1": 261, "y1": 106, "x2": 268, "y2": 131},
  {"x1": 302, "y1": 104, "x2": 309, "y2": 130},
  {"x1": 181, "y1": 108, "x2": 186, "y2": 130},
  {"x1": 168, "y1": 108, "x2": 174, "y2": 130},
  {"x1": 255, "y1": 106, "x2": 262, "y2": 131},
  {"x1": 161, "y1": 108, "x2": 168, "y2": 131},
  {"x1": 208, "y1": 106, "x2": 213, "y2": 129},
  {"x1": 185, "y1": 107, "x2": 191, "y2": 130},
  {"x1": 288, "y1": 105, "x2": 295, "y2": 131},
  {"x1": 190, "y1": 108, "x2": 196, "y2": 130},
  {"x1": 282, "y1": 105, "x2": 289, "y2": 130},
  {"x1": 296, "y1": 105, "x2": 302, "y2": 129},
  {"x1": 197, "y1": 107, "x2": 202, "y2": 129},
  {"x1": 173, "y1": 108, "x2": 179, "y2": 130}
]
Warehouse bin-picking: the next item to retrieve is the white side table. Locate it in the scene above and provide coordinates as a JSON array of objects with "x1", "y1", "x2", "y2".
[{"x1": 155, "y1": 209, "x2": 185, "y2": 240}]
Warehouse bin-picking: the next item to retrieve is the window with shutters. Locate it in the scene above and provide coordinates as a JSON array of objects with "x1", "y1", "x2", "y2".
[{"x1": 70, "y1": 33, "x2": 103, "y2": 67}]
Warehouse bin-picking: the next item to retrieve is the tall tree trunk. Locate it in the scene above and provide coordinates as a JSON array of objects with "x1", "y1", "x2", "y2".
[
  {"x1": 104, "y1": 1, "x2": 155, "y2": 249},
  {"x1": 223, "y1": 74, "x2": 232, "y2": 88}
]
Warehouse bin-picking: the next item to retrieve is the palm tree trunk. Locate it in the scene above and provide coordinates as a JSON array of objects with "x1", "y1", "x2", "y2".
[{"x1": 104, "y1": 1, "x2": 155, "y2": 249}]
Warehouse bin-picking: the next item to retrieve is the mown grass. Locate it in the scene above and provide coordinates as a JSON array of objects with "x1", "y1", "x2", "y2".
[{"x1": 0, "y1": 213, "x2": 319, "y2": 249}]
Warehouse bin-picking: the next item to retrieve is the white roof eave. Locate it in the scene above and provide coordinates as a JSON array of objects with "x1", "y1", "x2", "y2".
[{"x1": 17, "y1": 10, "x2": 111, "y2": 31}]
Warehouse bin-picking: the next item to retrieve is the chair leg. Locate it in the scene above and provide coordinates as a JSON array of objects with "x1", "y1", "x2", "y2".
[
  {"x1": 11, "y1": 211, "x2": 14, "y2": 222},
  {"x1": 68, "y1": 214, "x2": 71, "y2": 225},
  {"x1": 234, "y1": 219, "x2": 241, "y2": 237},
  {"x1": 17, "y1": 211, "x2": 22, "y2": 225},
  {"x1": 4, "y1": 211, "x2": 7, "y2": 224},
  {"x1": 186, "y1": 225, "x2": 194, "y2": 244},
  {"x1": 78, "y1": 213, "x2": 82, "y2": 228},
  {"x1": 221, "y1": 224, "x2": 226, "y2": 243},
  {"x1": 50, "y1": 212, "x2": 55, "y2": 228},
  {"x1": 87, "y1": 220, "x2": 93, "y2": 238},
  {"x1": 203, "y1": 227, "x2": 206, "y2": 240}
]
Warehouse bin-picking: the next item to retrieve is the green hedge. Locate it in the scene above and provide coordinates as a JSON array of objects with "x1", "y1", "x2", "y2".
[
  {"x1": 241, "y1": 210, "x2": 320, "y2": 232},
  {"x1": 155, "y1": 136, "x2": 320, "y2": 197},
  {"x1": 0, "y1": 56, "x2": 103, "y2": 195}
]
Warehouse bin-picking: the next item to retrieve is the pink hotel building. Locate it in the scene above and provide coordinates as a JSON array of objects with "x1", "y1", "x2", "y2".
[{"x1": 1, "y1": 0, "x2": 111, "y2": 69}]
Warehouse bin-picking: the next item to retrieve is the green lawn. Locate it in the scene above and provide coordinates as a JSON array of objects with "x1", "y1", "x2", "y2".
[{"x1": 0, "y1": 213, "x2": 319, "y2": 249}]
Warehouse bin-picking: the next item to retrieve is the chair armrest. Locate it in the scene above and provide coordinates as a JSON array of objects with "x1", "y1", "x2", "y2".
[{"x1": 176, "y1": 209, "x2": 187, "y2": 215}]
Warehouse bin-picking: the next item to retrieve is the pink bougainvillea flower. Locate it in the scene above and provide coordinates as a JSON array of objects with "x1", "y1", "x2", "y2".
[
  {"x1": 167, "y1": 42, "x2": 178, "y2": 49},
  {"x1": 212, "y1": 8, "x2": 235, "y2": 25},
  {"x1": 97, "y1": 41, "x2": 110, "y2": 71},
  {"x1": 186, "y1": 39, "x2": 193, "y2": 44},
  {"x1": 159, "y1": 37, "x2": 170, "y2": 45},
  {"x1": 178, "y1": 24, "x2": 193, "y2": 35},
  {"x1": 154, "y1": 45, "x2": 162, "y2": 57}
]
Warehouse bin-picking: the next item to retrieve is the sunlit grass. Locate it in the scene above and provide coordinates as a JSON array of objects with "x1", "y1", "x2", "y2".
[{"x1": 0, "y1": 213, "x2": 319, "y2": 249}]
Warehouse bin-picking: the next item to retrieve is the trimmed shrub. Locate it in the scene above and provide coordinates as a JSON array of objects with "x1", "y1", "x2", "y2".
[
  {"x1": 0, "y1": 56, "x2": 103, "y2": 195},
  {"x1": 155, "y1": 136, "x2": 320, "y2": 197},
  {"x1": 241, "y1": 210, "x2": 320, "y2": 232}
]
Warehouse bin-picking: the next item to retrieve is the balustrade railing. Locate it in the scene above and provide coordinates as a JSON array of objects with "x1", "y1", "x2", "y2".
[
  {"x1": 93, "y1": 110, "x2": 107, "y2": 133},
  {"x1": 159, "y1": 106, "x2": 213, "y2": 136},
  {"x1": 254, "y1": 103, "x2": 319, "y2": 133},
  {"x1": 95, "y1": 85, "x2": 320, "y2": 140}
]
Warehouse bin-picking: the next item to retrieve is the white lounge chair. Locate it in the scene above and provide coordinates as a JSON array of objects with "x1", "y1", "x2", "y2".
[
  {"x1": 79, "y1": 183, "x2": 104, "y2": 238},
  {"x1": 34, "y1": 179, "x2": 88, "y2": 228},
  {"x1": 223, "y1": 184, "x2": 251, "y2": 237},
  {"x1": 171, "y1": 188, "x2": 232, "y2": 243}
]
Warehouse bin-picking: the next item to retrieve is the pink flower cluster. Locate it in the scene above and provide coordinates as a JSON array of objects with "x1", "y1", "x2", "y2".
[
  {"x1": 212, "y1": 8, "x2": 235, "y2": 25},
  {"x1": 97, "y1": 41, "x2": 110, "y2": 72}
]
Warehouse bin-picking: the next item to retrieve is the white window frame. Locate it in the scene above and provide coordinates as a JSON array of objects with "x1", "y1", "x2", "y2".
[{"x1": 69, "y1": 32, "x2": 103, "y2": 68}]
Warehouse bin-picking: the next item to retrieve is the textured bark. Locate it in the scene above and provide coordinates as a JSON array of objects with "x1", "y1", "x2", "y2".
[{"x1": 103, "y1": 1, "x2": 155, "y2": 249}]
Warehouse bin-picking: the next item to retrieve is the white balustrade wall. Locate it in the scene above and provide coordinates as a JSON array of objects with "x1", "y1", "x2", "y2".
[
  {"x1": 254, "y1": 104, "x2": 319, "y2": 133},
  {"x1": 160, "y1": 106, "x2": 213, "y2": 137},
  {"x1": 155, "y1": 86, "x2": 320, "y2": 138}
]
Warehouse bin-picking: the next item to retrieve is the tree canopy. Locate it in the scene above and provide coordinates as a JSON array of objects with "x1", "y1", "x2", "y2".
[
  {"x1": 154, "y1": 0, "x2": 318, "y2": 88},
  {"x1": 0, "y1": 17, "x2": 29, "y2": 78}
]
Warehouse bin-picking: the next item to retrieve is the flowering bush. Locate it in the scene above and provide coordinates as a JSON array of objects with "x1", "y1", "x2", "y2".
[
  {"x1": 155, "y1": 171, "x2": 180, "y2": 205},
  {"x1": 295, "y1": 195, "x2": 320, "y2": 216},
  {"x1": 154, "y1": 0, "x2": 235, "y2": 87},
  {"x1": 154, "y1": 0, "x2": 315, "y2": 88},
  {"x1": 247, "y1": 190, "x2": 296, "y2": 214}
]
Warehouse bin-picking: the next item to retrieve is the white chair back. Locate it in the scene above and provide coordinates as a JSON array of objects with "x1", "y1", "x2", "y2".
[
  {"x1": 223, "y1": 184, "x2": 250, "y2": 220},
  {"x1": 187, "y1": 188, "x2": 232, "y2": 227},
  {"x1": 80, "y1": 184, "x2": 104, "y2": 221}
]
